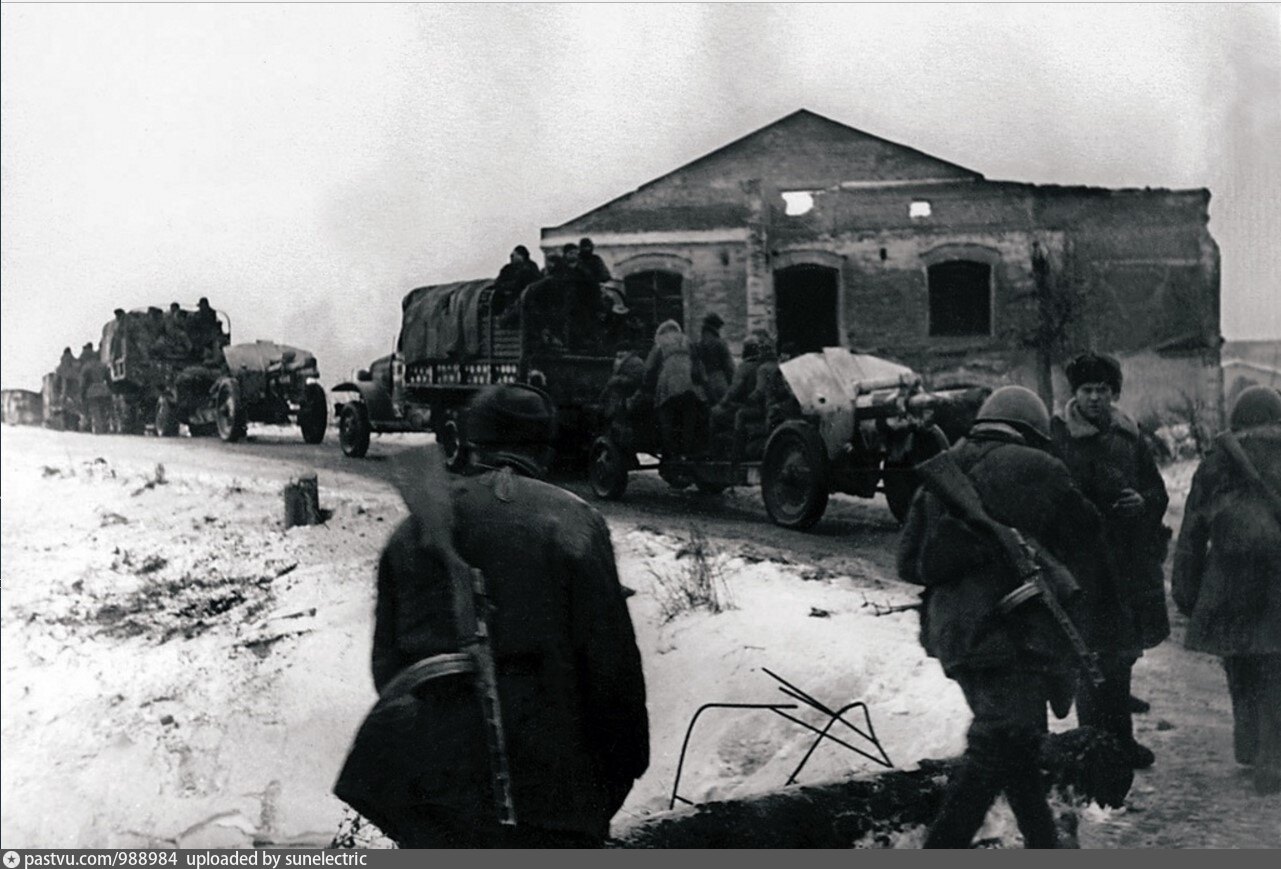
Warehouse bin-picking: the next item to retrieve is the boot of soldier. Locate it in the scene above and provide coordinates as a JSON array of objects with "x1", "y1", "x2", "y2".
[
  {"x1": 923, "y1": 761, "x2": 1002, "y2": 849},
  {"x1": 1004, "y1": 772, "x2": 1059, "y2": 849}
]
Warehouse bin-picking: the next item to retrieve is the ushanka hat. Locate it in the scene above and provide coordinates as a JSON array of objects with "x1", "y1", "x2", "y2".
[{"x1": 1066, "y1": 352, "x2": 1123, "y2": 395}]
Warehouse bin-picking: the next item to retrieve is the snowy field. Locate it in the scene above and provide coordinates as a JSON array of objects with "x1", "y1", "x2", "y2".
[{"x1": 3, "y1": 424, "x2": 1276, "y2": 848}]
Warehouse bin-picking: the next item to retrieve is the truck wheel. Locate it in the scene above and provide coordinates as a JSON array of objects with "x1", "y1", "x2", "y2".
[
  {"x1": 882, "y1": 424, "x2": 949, "y2": 524},
  {"x1": 155, "y1": 397, "x2": 179, "y2": 437},
  {"x1": 299, "y1": 382, "x2": 328, "y2": 445},
  {"x1": 588, "y1": 436, "x2": 629, "y2": 500},
  {"x1": 761, "y1": 421, "x2": 830, "y2": 530},
  {"x1": 439, "y1": 418, "x2": 467, "y2": 472},
  {"x1": 339, "y1": 403, "x2": 371, "y2": 458},
  {"x1": 215, "y1": 381, "x2": 248, "y2": 442}
]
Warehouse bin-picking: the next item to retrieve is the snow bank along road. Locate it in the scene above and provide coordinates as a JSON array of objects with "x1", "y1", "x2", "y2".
[{"x1": 2, "y1": 425, "x2": 1277, "y2": 847}]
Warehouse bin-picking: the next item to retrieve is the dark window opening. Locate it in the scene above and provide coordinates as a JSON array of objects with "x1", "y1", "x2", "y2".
[
  {"x1": 623, "y1": 270, "x2": 684, "y2": 339},
  {"x1": 774, "y1": 264, "x2": 840, "y2": 355},
  {"x1": 928, "y1": 260, "x2": 991, "y2": 337}
]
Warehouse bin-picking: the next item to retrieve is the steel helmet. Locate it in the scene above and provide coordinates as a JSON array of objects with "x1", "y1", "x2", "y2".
[
  {"x1": 464, "y1": 383, "x2": 558, "y2": 448},
  {"x1": 974, "y1": 385, "x2": 1052, "y2": 443},
  {"x1": 1229, "y1": 385, "x2": 1281, "y2": 432}
]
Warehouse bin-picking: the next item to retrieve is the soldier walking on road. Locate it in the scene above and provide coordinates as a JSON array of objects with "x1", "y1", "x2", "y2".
[
  {"x1": 899, "y1": 386, "x2": 1112, "y2": 848},
  {"x1": 1051, "y1": 352, "x2": 1170, "y2": 769},
  {"x1": 335, "y1": 385, "x2": 650, "y2": 847},
  {"x1": 1173, "y1": 386, "x2": 1281, "y2": 796}
]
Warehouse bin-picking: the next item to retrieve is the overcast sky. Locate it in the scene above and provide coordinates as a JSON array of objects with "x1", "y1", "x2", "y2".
[{"x1": 2, "y1": 2, "x2": 1278, "y2": 391}]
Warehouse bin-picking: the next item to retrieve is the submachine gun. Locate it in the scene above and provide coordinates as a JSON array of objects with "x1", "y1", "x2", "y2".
[
  {"x1": 915, "y1": 451, "x2": 1106, "y2": 687},
  {"x1": 389, "y1": 445, "x2": 517, "y2": 826}
]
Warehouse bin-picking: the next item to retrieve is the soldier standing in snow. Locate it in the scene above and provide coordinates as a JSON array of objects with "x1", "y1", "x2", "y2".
[
  {"x1": 1173, "y1": 386, "x2": 1281, "y2": 796},
  {"x1": 898, "y1": 386, "x2": 1111, "y2": 848},
  {"x1": 335, "y1": 384, "x2": 649, "y2": 847},
  {"x1": 1051, "y1": 352, "x2": 1170, "y2": 769}
]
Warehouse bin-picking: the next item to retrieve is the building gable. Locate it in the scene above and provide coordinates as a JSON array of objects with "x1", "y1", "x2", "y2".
[{"x1": 546, "y1": 109, "x2": 983, "y2": 236}]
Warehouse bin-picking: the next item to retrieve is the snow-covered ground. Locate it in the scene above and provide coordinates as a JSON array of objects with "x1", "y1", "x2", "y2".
[
  {"x1": 4, "y1": 424, "x2": 1275, "y2": 848},
  {"x1": 0, "y1": 425, "x2": 978, "y2": 847}
]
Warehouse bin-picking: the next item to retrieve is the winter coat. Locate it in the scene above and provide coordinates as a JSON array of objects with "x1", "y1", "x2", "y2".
[
  {"x1": 496, "y1": 258, "x2": 542, "y2": 293},
  {"x1": 897, "y1": 426, "x2": 1111, "y2": 677},
  {"x1": 1051, "y1": 401, "x2": 1171, "y2": 652},
  {"x1": 643, "y1": 320, "x2": 705, "y2": 409},
  {"x1": 578, "y1": 252, "x2": 613, "y2": 285},
  {"x1": 692, "y1": 330, "x2": 735, "y2": 405},
  {"x1": 335, "y1": 470, "x2": 649, "y2": 840},
  {"x1": 1172, "y1": 424, "x2": 1281, "y2": 656}
]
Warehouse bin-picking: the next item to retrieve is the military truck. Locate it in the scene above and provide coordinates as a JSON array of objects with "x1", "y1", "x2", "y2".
[
  {"x1": 100, "y1": 306, "x2": 230, "y2": 436},
  {"x1": 332, "y1": 275, "x2": 629, "y2": 465},
  {"x1": 100, "y1": 307, "x2": 326, "y2": 442},
  {"x1": 1, "y1": 389, "x2": 43, "y2": 427}
]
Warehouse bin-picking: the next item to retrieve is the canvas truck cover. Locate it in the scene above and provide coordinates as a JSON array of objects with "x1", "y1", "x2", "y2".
[
  {"x1": 779, "y1": 348, "x2": 920, "y2": 458},
  {"x1": 398, "y1": 279, "x2": 494, "y2": 364},
  {"x1": 223, "y1": 341, "x2": 318, "y2": 375}
]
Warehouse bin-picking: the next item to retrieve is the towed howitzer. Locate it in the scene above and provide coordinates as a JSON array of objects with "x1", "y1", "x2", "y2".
[
  {"x1": 388, "y1": 445, "x2": 517, "y2": 826},
  {"x1": 915, "y1": 451, "x2": 1106, "y2": 687}
]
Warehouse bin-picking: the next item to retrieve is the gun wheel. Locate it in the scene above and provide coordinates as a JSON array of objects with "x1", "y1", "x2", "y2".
[
  {"x1": 216, "y1": 381, "x2": 248, "y2": 442},
  {"x1": 588, "y1": 436, "x2": 629, "y2": 500},
  {"x1": 339, "y1": 403, "x2": 371, "y2": 458},
  {"x1": 299, "y1": 382, "x2": 328, "y2": 445},
  {"x1": 761, "y1": 421, "x2": 829, "y2": 530}
]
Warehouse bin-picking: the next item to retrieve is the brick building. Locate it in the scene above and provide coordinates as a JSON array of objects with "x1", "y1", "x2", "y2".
[{"x1": 541, "y1": 109, "x2": 1222, "y2": 425}]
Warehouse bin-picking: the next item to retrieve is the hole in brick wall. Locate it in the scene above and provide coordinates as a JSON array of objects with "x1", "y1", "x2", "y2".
[
  {"x1": 781, "y1": 191, "x2": 816, "y2": 216},
  {"x1": 879, "y1": 247, "x2": 888, "y2": 261},
  {"x1": 910, "y1": 201, "x2": 932, "y2": 219}
]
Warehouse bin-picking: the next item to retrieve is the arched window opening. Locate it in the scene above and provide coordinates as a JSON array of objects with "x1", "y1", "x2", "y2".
[
  {"x1": 623, "y1": 270, "x2": 684, "y2": 336},
  {"x1": 774, "y1": 264, "x2": 840, "y2": 354},
  {"x1": 928, "y1": 260, "x2": 991, "y2": 337}
]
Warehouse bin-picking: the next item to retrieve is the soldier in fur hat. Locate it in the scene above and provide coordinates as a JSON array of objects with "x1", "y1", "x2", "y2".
[{"x1": 1051, "y1": 352, "x2": 1170, "y2": 769}]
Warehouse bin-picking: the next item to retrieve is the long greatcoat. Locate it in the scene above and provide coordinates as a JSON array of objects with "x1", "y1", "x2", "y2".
[
  {"x1": 897, "y1": 426, "x2": 1111, "y2": 677},
  {"x1": 1051, "y1": 402, "x2": 1170, "y2": 653},
  {"x1": 643, "y1": 320, "x2": 705, "y2": 409},
  {"x1": 335, "y1": 470, "x2": 649, "y2": 841},
  {"x1": 1172, "y1": 423, "x2": 1281, "y2": 656}
]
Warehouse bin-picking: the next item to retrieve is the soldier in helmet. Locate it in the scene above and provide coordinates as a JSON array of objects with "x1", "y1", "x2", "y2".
[
  {"x1": 1173, "y1": 386, "x2": 1281, "y2": 795},
  {"x1": 898, "y1": 386, "x2": 1111, "y2": 848},
  {"x1": 335, "y1": 384, "x2": 649, "y2": 847},
  {"x1": 1051, "y1": 352, "x2": 1170, "y2": 769}
]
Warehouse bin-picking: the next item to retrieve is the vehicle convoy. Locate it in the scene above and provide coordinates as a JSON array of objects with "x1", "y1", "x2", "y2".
[
  {"x1": 99, "y1": 305, "x2": 327, "y2": 442},
  {"x1": 587, "y1": 347, "x2": 989, "y2": 529},
  {"x1": 332, "y1": 274, "x2": 629, "y2": 465}
]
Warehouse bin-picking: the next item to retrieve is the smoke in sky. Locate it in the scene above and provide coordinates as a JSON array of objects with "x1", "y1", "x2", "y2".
[{"x1": 2, "y1": 3, "x2": 1277, "y2": 391}]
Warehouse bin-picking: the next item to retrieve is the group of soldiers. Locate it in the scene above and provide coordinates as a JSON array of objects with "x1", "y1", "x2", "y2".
[
  {"x1": 333, "y1": 347, "x2": 1280, "y2": 848},
  {"x1": 51, "y1": 341, "x2": 112, "y2": 432},
  {"x1": 493, "y1": 238, "x2": 630, "y2": 354},
  {"x1": 107, "y1": 297, "x2": 225, "y2": 366},
  {"x1": 898, "y1": 355, "x2": 1281, "y2": 847},
  {"x1": 600, "y1": 313, "x2": 801, "y2": 466},
  {"x1": 47, "y1": 298, "x2": 227, "y2": 433}
]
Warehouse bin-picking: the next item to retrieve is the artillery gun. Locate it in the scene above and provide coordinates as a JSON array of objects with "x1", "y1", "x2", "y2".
[
  {"x1": 587, "y1": 348, "x2": 989, "y2": 529},
  {"x1": 212, "y1": 341, "x2": 327, "y2": 443}
]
